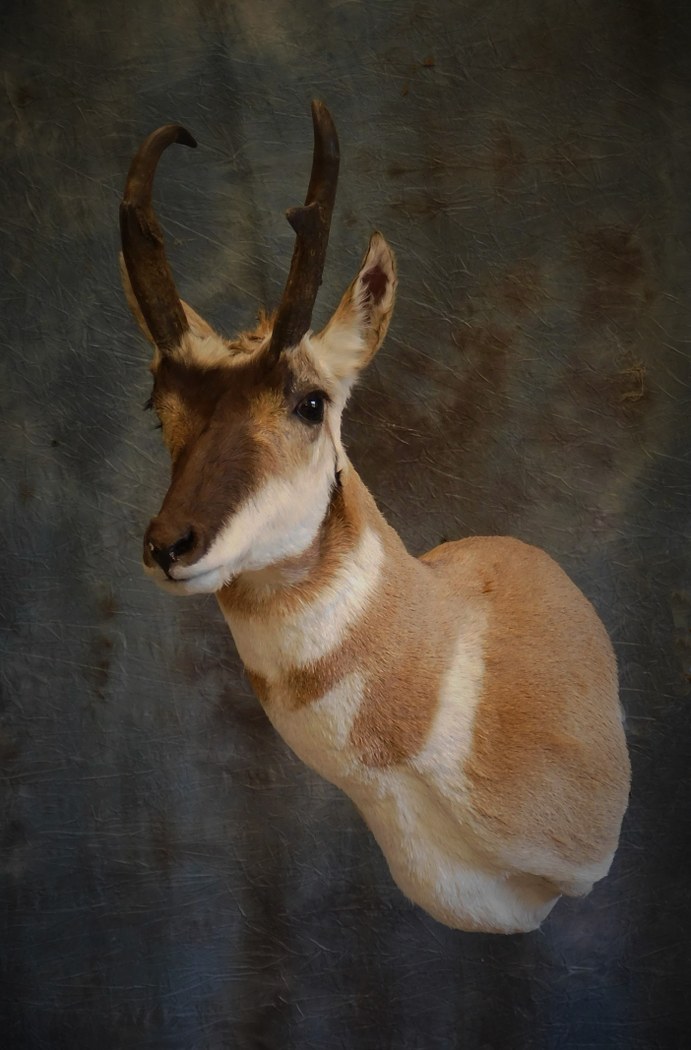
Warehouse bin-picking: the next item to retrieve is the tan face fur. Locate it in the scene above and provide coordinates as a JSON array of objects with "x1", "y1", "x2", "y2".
[{"x1": 122, "y1": 233, "x2": 397, "y2": 595}]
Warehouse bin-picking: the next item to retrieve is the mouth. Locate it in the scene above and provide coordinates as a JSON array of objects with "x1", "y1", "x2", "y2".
[{"x1": 143, "y1": 560, "x2": 229, "y2": 596}]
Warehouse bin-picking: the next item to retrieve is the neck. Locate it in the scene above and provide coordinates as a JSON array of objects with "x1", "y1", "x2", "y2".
[
  {"x1": 216, "y1": 462, "x2": 415, "y2": 679},
  {"x1": 216, "y1": 462, "x2": 458, "y2": 774},
  {"x1": 218, "y1": 463, "x2": 401, "y2": 613}
]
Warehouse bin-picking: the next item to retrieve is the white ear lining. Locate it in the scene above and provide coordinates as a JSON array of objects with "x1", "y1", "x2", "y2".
[{"x1": 310, "y1": 233, "x2": 397, "y2": 383}]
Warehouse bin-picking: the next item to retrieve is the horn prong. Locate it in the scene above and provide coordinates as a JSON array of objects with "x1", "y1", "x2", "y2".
[{"x1": 268, "y1": 101, "x2": 340, "y2": 357}]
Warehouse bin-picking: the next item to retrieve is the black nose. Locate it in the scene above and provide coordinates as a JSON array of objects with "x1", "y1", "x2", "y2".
[{"x1": 147, "y1": 527, "x2": 197, "y2": 576}]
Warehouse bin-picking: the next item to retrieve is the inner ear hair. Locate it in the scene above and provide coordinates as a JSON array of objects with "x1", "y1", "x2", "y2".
[
  {"x1": 180, "y1": 300, "x2": 215, "y2": 339},
  {"x1": 360, "y1": 263, "x2": 389, "y2": 308}
]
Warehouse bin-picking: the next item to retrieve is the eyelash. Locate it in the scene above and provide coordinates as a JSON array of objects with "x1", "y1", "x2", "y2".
[{"x1": 143, "y1": 396, "x2": 162, "y2": 429}]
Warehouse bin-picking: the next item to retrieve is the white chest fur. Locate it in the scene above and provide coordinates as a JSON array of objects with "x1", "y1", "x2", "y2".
[{"x1": 259, "y1": 661, "x2": 556, "y2": 934}]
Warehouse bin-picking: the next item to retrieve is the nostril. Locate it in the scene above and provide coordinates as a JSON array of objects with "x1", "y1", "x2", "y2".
[
  {"x1": 170, "y1": 527, "x2": 196, "y2": 561},
  {"x1": 146, "y1": 525, "x2": 198, "y2": 576},
  {"x1": 148, "y1": 541, "x2": 173, "y2": 574}
]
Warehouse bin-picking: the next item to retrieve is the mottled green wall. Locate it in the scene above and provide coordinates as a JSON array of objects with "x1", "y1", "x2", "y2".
[{"x1": 2, "y1": 1, "x2": 690, "y2": 1047}]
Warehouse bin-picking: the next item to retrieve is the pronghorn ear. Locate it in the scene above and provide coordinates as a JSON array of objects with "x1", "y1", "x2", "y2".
[
  {"x1": 314, "y1": 232, "x2": 397, "y2": 382},
  {"x1": 179, "y1": 299, "x2": 215, "y2": 339},
  {"x1": 119, "y1": 253, "x2": 215, "y2": 346}
]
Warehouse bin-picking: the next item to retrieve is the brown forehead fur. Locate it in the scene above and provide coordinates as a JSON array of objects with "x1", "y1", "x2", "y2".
[
  {"x1": 153, "y1": 342, "x2": 319, "y2": 435},
  {"x1": 151, "y1": 307, "x2": 333, "y2": 451}
]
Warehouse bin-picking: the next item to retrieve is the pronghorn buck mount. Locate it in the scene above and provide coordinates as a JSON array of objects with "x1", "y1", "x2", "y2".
[{"x1": 120, "y1": 101, "x2": 630, "y2": 935}]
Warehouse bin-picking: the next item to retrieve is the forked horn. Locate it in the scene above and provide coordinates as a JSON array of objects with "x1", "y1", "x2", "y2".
[
  {"x1": 268, "y1": 100, "x2": 340, "y2": 358},
  {"x1": 120, "y1": 124, "x2": 197, "y2": 352}
]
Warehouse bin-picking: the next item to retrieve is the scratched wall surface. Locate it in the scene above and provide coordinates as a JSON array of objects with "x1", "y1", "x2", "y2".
[{"x1": 2, "y1": 0, "x2": 690, "y2": 1047}]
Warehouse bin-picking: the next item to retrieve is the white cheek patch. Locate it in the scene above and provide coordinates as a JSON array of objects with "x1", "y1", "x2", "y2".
[
  {"x1": 225, "y1": 525, "x2": 384, "y2": 676},
  {"x1": 172, "y1": 438, "x2": 335, "y2": 587}
]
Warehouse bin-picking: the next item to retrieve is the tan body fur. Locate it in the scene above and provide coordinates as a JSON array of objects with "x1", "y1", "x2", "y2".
[{"x1": 217, "y1": 467, "x2": 629, "y2": 933}]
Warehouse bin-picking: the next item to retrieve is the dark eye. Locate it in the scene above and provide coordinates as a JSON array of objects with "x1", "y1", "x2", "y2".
[
  {"x1": 143, "y1": 394, "x2": 162, "y2": 429},
  {"x1": 295, "y1": 391, "x2": 325, "y2": 425}
]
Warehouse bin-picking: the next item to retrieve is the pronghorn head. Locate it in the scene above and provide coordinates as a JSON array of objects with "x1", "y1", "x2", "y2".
[{"x1": 120, "y1": 102, "x2": 397, "y2": 595}]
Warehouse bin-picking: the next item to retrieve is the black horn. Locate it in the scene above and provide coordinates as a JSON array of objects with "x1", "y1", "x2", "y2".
[
  {"x1": 268, "y1": 100, "x2": 340, "y2": 358},
  {"x1": 120, "y1": 124, "x2": 197, "y2": 352}
]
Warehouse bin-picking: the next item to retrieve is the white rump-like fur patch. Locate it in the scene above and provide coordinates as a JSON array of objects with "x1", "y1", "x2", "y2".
[
  {"x1": 267, "y1": 670, "x2": 368, "y2": 784},
  {"x1": 411, "y1": 619, "x2": 487, "y2": 795}
]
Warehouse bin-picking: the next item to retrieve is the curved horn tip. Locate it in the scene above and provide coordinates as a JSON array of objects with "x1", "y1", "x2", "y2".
[
  {"x1": 175, "y1": 126, "x2": 198, "y2": 149},
  {"x1": 151, "y1": 124, "x2": 197, "y2": 150}
]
